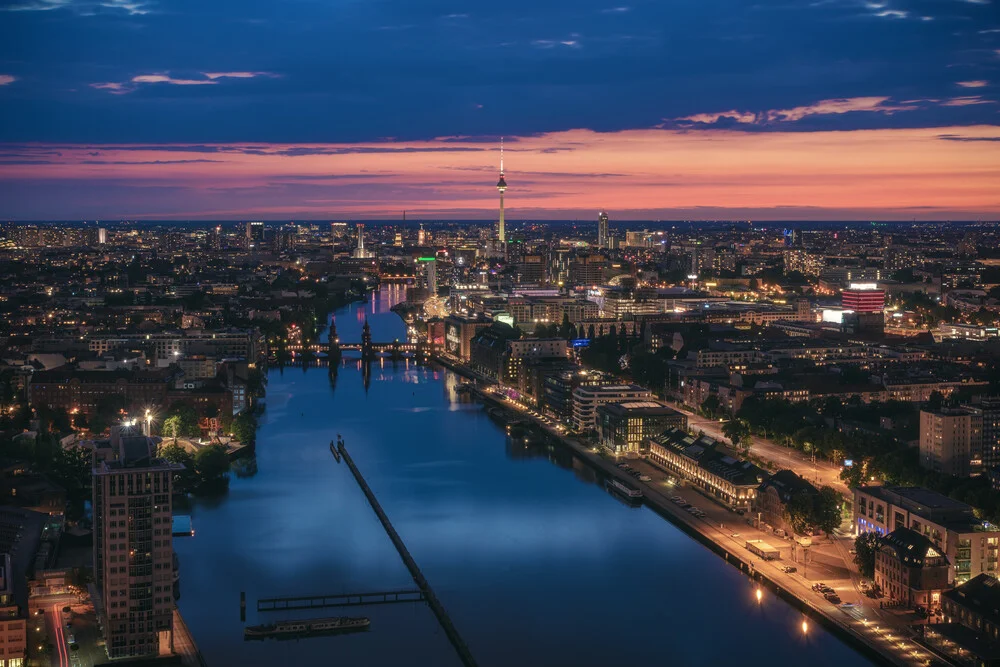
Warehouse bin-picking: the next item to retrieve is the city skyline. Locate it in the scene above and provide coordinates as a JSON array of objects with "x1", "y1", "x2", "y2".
[{"x1": 1, "y1": 0, "x2": 998, "y2": 220}]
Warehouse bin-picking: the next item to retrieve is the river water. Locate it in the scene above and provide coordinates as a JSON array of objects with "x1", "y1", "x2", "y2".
[{"x1": 175, "y1": 284, "x2": 873, "y2": 667}]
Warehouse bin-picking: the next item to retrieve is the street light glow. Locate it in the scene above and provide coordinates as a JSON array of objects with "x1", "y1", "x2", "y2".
[
  {"x1": 755, "y1": 588, "x2": 762, "y2": 604},
  {"x1": 801, "y1": 620, "x2": 808, "y2": 635}
]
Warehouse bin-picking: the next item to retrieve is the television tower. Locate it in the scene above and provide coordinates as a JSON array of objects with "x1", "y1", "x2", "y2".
[{"x1": 497, "y1": 138, "x2": 507, "y2": 245}]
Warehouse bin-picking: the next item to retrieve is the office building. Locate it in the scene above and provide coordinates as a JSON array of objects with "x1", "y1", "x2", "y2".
[
  {"x1": 597, "y1": 211, "x2": 609, "y2": 249},
  {"x1": 841, "y1": 283, "x2": 885, "y2": 313},
  {"x1": 245, "y1": 221, "x2": 264, "y2": 249},
  {"x1": 920, "y1": 408, "x2": 983, "y2": 478},
  {"x1": 415, "y1": 257, "x2": 437, "y2": 296},
  {"x1": 571, "y1": 384, "x2": 652, "y2": 433},
  {"x1": 597, "y1": 401, "x2": 687, "y2": 455},
  {"x1": 93, "y1": 434, "x2": 182, "y2": 659},
  {"x1": 975, "y1": 398, "x2": 1000, "y2": 470}
]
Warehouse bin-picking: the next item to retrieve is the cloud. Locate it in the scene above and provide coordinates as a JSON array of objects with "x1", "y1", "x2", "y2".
[
  {"x1": 957, "y1": 81, "x2": 988, "y2": 88},
  {"x1": 1, "y1": 0, "x2": 150, "y2": 13},
  {"x1": 937, "y1": 133, "x2": 1000, "y2": 142},
  {"x1": 531, "y1": 39, "x2": 582, "y2": 49},
  {"x1": 0, "y1": 75, "x2": 15, "y2": 86},
  {"x1": 91, "y1": 71, "x2": 278, "y2": 94},
  {"x1": 767, "y1": 96, "x2": 917, "y2": 121},
  {"x1": 864, "y1": 1, "x2": 908, "y2": 18},
  {"x1": 941, "y1": 95, "x2": 993, "y2": 106},
  {"x1": 675, "y1": 110, "x2": 758, "y2": 124},
  {"x1": 674, "y1": 97, "x2": 918, "y2": 126},
  {"x1": 202, "y1": 71, "x2": 278, "y2": 80},
  {"x1": 601, "y1": 6, "x2": 629, "y2": 13},
  {"x1": 131, "y1": 74, "x2": 215, "y2": 86}
]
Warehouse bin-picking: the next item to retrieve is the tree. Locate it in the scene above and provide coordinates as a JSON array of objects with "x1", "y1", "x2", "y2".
[
  {"x1": 165, "y1": 404, "x2": 201, "y2": 438},
  {"x1": 854, "y1": 531, "x2": 882, "y2": 579},
  {"x1": 230, "y1": 413, "x2": 258, "y2": 447},
  {"x1": 587, "y1": 324, "x2": 596, "y2": 340},
  {"x1": 559, "y1": 313, "x2": 575, "y2": 340},
  {"x1": 162, "y1": 415, "x2": 182, "y2": 442},
  {"x1": 722, "y1": 418, "x2": 752, "y2": 452},
  {"x1": 194, "y1": 444, "x2": 231, "y2": 484},
  {"x1": 815, "y1": 486, "x2": 844, "y2": 534},
  {"x1": 700, "y1": 395, "x2": 722, "y2": 418},
  {"x1": 158, "y1": 442, "x2": 196, "y2": 490},
  {"x1": 927, "y1": 390, "x2": 944, "y2": 412},
  {"x1": 786, "y1": 492, "x2": 815, "y2": 534}
]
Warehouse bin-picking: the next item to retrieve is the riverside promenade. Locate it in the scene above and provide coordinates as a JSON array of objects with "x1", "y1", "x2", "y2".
[{"x1": 437, "y1": 354, "x2": 944, "y2": 667}]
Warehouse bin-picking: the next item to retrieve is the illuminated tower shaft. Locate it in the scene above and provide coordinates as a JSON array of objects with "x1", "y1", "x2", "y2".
[{"x1": 497, "y1": 138, "x2": 507, "y2": 245}]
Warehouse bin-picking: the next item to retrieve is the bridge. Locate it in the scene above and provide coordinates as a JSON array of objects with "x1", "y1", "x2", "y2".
[
  {"x1": 257, "y1": 589, "x2": 426, "y2": 612},
  {"x1": 287, "y1": 342, "x2": 419, "y2": 354}
]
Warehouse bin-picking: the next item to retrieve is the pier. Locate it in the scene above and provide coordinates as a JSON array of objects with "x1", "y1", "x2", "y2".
[
  {"x1": 337, "y1": 441, "x2": 480, "y2": 667},
  {"x1": 258, "y1": 589, "x2": 426, "y2": 612}
]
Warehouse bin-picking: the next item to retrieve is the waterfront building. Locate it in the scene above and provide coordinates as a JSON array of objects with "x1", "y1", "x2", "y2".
[
  {"x1": 542, "y1": 369, "x2": 616, "y2": 424},
  {"x1": 854, "y1": 486, "x2": 1000, "y2": 584},
  {"x1": 754, "y1": 470, "x2": 819, "y2": 538},
  {"x1": 570, "y1": 384, "x2": 652, "y2": 433},
  {"x1": 920, "y1": 408, "x2": 983, "y2": 478},
  {"x1": 597, "y1": 401, "x2": 687, "y2": 455},
  {"x1": 875, "y1": 527, "x2": 950, "y2": 611},
  {"x1": 93, "y1": 434, "x2": 181, "y2": 660},
  {"x1": 86, "y1": 328, "x2": 263, "y2": 363},
  {"x1": 443, "y1": 314, "x2": 491, "y2": 361},
  {"x1": 647, "y1": 428, "x2": 766, "y2": 510}
]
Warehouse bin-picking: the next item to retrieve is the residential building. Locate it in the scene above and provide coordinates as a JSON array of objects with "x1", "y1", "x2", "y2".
[
  {"x1": 854, "y1": 486, "x2": 1000, "y2": 584},
  {"x1": 93, "y1": 434, "x2": 181, "y2": 660},
  {"x1": 920, "y1": 408, "x2": 983, "y2": 477},
  {"x1": 875, "y1": 527, "x2": 950, "y2": 611},
  {"x1": 0, "y1": 554, "x2": 26, "y2": 667},
  {"x1": 841, "y1": 283, "x2": 886, "y2": 313}
]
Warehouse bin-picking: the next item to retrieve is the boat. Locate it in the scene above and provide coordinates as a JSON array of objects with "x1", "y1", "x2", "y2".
[
  {"x1": 607, "y1": 477, "x2": 643, "y2": 502},
  {"x1": 244, "y1": 616, "x2": 370, "y2": 640}
]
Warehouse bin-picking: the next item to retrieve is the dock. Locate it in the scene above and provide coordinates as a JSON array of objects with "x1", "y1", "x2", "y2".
[
  {"x1": 258, "y1": 589, "x2": 425, "y2": 612},
  {"x1": 337, "y1": 441, "x2": 479, "y2": 667}
]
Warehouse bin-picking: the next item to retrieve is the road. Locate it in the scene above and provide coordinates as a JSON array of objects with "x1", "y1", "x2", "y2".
[{"x1": 671, "y1": 403, "x2": 850, "y2": 495}]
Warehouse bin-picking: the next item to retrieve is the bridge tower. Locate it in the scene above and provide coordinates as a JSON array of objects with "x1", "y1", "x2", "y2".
[
  {"x1": 328, "y1": 318, "x2": 342, "y2": 369},
  {"x1": 361, "y1": 319, "x2": 374, "y2": 362}
]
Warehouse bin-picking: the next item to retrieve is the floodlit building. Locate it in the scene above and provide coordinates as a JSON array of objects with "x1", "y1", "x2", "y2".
[{"x1": 875, "y1": 527, "x2": 950, "y2": 611}]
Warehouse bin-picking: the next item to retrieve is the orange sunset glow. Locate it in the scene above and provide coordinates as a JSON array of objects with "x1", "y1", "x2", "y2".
[{"x1": 3, "y1": 126, "x2": 998, "y2": 220}]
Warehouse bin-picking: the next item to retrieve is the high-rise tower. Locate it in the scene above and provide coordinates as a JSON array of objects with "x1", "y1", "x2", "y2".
[
  {"x1": 497, "y1": 138, "x2": 507, "y2": 245},
  {"x1": 598, "y1": 211, "x2": 609, "y2": 249}
]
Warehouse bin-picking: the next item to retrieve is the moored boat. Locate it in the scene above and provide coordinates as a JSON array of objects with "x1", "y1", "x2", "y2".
[{"x1": 244, "y1": 616, "x2": 370, "y2": 640}]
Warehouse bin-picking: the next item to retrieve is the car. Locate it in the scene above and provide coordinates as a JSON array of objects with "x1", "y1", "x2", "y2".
[
  {"x1": 781, "y1": 565, "x2": 797, "y2": 573},
  {"x1": 825, "y1": 594, "x2": 842, "y2": 604},
  {"x1": 638, "y1": 474, "x2": 652, "y2": 482}
]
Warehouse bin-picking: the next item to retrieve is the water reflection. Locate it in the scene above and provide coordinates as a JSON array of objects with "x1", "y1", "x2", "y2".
[{"x1": 173, "y1": 288, "x2": 874, "y2": 667}]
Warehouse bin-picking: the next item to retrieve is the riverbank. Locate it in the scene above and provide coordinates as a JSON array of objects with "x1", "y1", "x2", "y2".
[{"x1": 450, "y1": 362, "x2": 937, "y2": 667}]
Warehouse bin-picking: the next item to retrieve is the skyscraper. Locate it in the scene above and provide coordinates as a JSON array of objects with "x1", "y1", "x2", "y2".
[
  {"x1": 497, "y1": 138, "x2": 507, "y2": 245},
  {"x1": 246, "y1": 220, "x2": 264, "y2": 249},
  {"x1": 93, "y1": 432, "x2": 182, "y2": 660},
  {"x1": 352, "y1": 222, "x2": 374, "y2": 259},
  {"x1": 597, "y1": 211, "x2": 609, "y2": 249}
]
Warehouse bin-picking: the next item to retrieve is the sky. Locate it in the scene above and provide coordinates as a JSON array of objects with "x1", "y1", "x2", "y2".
[{"x1": 0, "y1": 0, "x2": 998, "y2": 221}]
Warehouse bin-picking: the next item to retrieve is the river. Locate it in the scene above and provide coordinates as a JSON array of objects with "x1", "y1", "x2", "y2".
[{"x1": 174, "y1": 284, "x2": 873, "y2": 666}]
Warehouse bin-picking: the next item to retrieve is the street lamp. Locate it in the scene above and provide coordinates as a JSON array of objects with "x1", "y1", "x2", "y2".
[{"x1": 144, "y1": 409, "x2": 152, "y2": 437}]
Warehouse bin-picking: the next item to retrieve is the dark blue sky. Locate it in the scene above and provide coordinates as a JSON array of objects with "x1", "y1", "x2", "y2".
[{"x1": 0, "y1": 0, "x2": 997, "y2": 143}]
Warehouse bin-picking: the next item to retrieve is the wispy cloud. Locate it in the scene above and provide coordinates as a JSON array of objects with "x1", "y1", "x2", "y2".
[
  {"x1": 941, "y1": 95, "x2": 994, "y2": 106},
  {"x1": 1, "y1": 0, "x2": 151, "y2": 13},
  {"x1": 532, "y1": 38, "x2": 582, "y2": 49},
  {"x1": 601, "y1": 6, "x2": 630, "y2": 13},
  {"x1": 0, "y1": 75, "x2": 16, "y2": 86},
  {"x1": 864, "y1": 1, "x2": 908, "y2": 18},
  {"x1": 131, "y1": 74, "x2": 215, "y2": 85},
  {"x1": 674, "y1": 96, "x2": 917, "y2": 126},
  {"x1": 202, "y1": 71, "x2": 279, "y2": 80},
  {"x1": 91, "y1": 71, "x2": 278, "y2": 94},
  {"x1": 957, "y1": 80, "x2": 988, "y2": 88}
]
